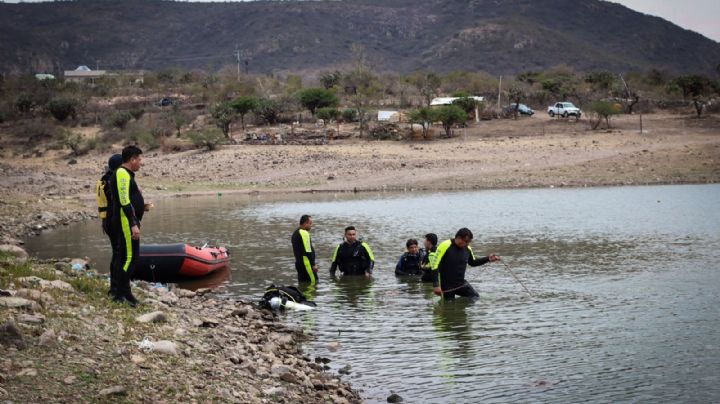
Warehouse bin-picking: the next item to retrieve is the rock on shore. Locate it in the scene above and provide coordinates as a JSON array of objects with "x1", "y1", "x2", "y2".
[{"x1": 0, "y1": 255, "x2": 362, "y2": 403}]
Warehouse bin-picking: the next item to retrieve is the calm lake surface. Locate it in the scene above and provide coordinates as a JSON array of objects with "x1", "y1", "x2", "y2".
[{"x1": 25, "y1": 184, "x2": 720, "y2": 403}]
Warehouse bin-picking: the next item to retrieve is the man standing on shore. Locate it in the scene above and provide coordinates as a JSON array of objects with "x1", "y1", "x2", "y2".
[
  {"x1": 431, "y1": 228, "x2": 500, "y2": 300},
  {"x1": 291, "y1": 215, "x2": 318, "y2": 284},
  {"x1": 108, "y1": 145, "x2": 146, "y2": 306},
  {"x1": 97, "y1": 153, "x2": 123, "y2": 296},
  {"x1": 330, "y1": 226, "x2": 375, "y2": 277}
]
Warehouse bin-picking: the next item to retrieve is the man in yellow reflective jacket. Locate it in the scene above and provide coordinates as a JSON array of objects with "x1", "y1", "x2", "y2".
[
  {"x1": 291, "y1": 215, "x2": 318, "y2": 284},
  {"x1": 431, "y1": 228, "x2": 500, "y2": 300},
  {"x1": 330, "y1": 226, "x2": 375, "y2": 277}
]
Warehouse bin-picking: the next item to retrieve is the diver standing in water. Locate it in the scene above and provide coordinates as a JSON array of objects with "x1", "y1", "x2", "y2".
[
  {"x1": 291, "y1": 215, "x2": 318, "y2": 284},
  {"x1": 420, "y1": 233, "x2": 438, "y2": 282},
  {"x1": 330, "y1": 226, "x2": 375, "y2": 277},
  {"x1": 431, "y1": 228, "x2": 500, "y2": 300},
  {"x1": 395, "y1": 238, "x2": 423, "y2": 276}
]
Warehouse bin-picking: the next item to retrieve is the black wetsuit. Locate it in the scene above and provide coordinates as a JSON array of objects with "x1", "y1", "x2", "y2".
[
  {"x1": 395, "y1": 252, "x2": 423, "y2": 276},
  {"x1": 420, "y1": 246, "x2": 437, "y2": 282},
  {"x1": 108, "y1": 166, "x2": 144, "y2": 301},
  {"x1": 432, "y1": 239, "x2": 490, "y2": 300},
  {"x1": 291, "y1": 228, "x2": 317, "y2": 283},
  {"x1": 330, "y1": 241, "x2": 375, "y2": 276}
]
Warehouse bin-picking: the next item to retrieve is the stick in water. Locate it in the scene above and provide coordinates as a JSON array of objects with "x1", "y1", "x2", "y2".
[{"x1": 501, "y1": 260, "x2": 533, "y2": 297}]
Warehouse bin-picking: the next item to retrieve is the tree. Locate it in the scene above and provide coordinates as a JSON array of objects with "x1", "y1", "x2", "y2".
[
  {"x1": 210, "y1": 101, "x2": 234, "y2": 138},
  {"x1": 584, "y1": 71, "x2": 616, "y2": 93},
  {"x1": 47, "y1": 98, "x2": 79, "y2": 122},
  {"x1": 408, "y1": 107, "x2": 436, "y2": 139},
  {"x1": 298, "y1": 88, "x2": 338, "y2": 116},
  {"x1": 407, "y1": 72, "x2": 442, "y2": 107},
  {"x1": 452, "y1": 96, "x2": 478, "y2": 115},
  {"x1": 170, "y1": 103, "x2": 188, "y2": 137},
  {"x1": 343, "y1": 70, "x2": 383, "y2": 137},
  {"x1": 230, "y1": 95, "x2": 258, "y2": 129},
  {"x1": 434, "y1": 105, "x2": 467, "y2": 138},
  {"x1": 589, "y1": 101, "x2": 621, "y2": 130},
  {"x1": 669, "y1": 75, "x2": 714, "y2": 117},
  {"x1": 319, "y1": 71, "x2": 342, "y2": 90},
  {"x1": 253, "y1": 98, "x2": 281, "y2": 125},
  {"x1": 507, "y1": 85, "x2": 526, "y2": 119},
  {"x1": 517, "y1": 71, "x2": 541, "y2": 85}
]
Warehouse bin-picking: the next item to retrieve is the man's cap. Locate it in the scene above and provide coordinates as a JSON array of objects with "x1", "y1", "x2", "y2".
[{"x1": 108, "y1": 154, "x2": 123, "y2": 170}]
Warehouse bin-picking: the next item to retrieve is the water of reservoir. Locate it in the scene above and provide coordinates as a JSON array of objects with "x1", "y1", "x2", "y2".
[{"x1": 25, "y1": 184, "x2": 720, "y2": 403}]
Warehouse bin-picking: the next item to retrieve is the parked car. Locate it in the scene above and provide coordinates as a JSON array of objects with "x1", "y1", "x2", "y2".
[
  {"x1": 548, "y1": 102, "x2": 582, "y2": 118},
  {"x1": 156, "y1": 97, "x2": 175, "y2": 107},
  {"x1": 506, "y1": 103, "x2": 534, "y2": 116}
]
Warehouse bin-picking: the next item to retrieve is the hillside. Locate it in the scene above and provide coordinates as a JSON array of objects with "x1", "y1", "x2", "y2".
[{"x1": 0, "y1": 0, "x2": 719, "y2": 76}]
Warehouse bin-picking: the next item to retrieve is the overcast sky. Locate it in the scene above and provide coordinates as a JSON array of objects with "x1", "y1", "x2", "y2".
[{"x1": 2, "y1": 0, "x2": 718, "y2": 42}]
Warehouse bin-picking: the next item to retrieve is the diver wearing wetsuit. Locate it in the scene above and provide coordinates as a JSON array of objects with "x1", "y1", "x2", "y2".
[
  {"x1": 291, "y1": 215, "x2": 318, "y2": 284},
  {"x1": 97, "y1": 154, "x2": 123, "y2": 296},
  {"x1": 395, "y1": 238, "x2": 423, "y2": 276},
  {"x1": 420, "y1": 233, "x2": 438, "y2": 282},
  {"x1": 108, "y1": 145, "x2": 145, "y2": 306},
  {"x1": 330, "y1": 226, "x2": 375, "y2": 277},
  {"x1": 432, "y1": 228, "x2": 500, "y2": 300}
]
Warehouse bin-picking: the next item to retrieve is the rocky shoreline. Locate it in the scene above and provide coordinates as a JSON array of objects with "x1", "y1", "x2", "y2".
[{"x1": 0, "y1": 254, "x2": 362, "y2": 403}]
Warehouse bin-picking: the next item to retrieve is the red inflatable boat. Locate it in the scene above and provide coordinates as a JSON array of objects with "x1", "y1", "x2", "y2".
[{"x1": 133, "y1": 243, "x2": 230, "y2": 282}]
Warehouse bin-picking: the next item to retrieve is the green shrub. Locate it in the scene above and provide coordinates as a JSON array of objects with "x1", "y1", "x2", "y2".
[
  {"x1": 125, "y1": 129, "x2": 159, "y2": 149},
  {"x1": 315, "y1": 107, "x2": 339, "y2": 124},
  {"x1": 56, "y1": 128, "x2": 85, "y2": 155},
  {"x1": 187, "y1": 128, "x2": 225, "y2": 151},
  {"x1": 15, "y1": 92, "x2": 34, "y2": 114},
  {"x1": 47, "y1": 98, "x2": 79, "y2": 122},
  {"x1": 369, "y1": 123, "x2": 400, "y2": 140},
  {"x1": 129, "y1": 107, "x2": 145, "y2": 120},
  {"x1": 19, "y1": 119, "x2": 57, "y2": 143},
  {"x1": 107, "y1": 111, "x2": 133, "y2": 130},
  {"x1": 341, "y1": 108, "x2": 357, "y2": 123}
]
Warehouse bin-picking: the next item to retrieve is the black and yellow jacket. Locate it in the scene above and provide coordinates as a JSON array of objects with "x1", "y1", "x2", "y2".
[
  {"x1": 330, "y1": 241, "x2": 375, "y2": 276},
  {"x1": 431, "y1": 239, "x2": 489, "y2": 290}
]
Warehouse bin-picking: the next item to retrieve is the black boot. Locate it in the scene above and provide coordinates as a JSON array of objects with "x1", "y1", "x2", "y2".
[{"x1": 125, "y1": 290, "x2": 139, "y2": 307}]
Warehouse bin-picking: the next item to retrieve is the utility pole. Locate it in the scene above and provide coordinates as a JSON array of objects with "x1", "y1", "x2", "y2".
[
  {"x1": 497, "y1": 75, "x2": 502, "y2": 111},
  {"x1": 234, "y1": 47, "x2": 241, "y2": 81}
]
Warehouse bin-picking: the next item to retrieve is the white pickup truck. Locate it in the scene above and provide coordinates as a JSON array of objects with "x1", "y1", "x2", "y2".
[{"x1": 548, "y1": 102, "x2": 582, "y2": 118}]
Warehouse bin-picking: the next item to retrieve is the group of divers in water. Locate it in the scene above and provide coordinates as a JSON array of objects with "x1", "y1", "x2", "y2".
[
  {"x1": 96, "y1": 145, "x2": 502, "y2": 307},
  {"x1": 291, "y1": 214, "x2": 502, "y2": 301}
]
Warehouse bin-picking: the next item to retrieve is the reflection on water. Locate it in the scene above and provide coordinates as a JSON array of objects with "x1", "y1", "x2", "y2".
[{"x1": 24, "y1": 185, "x2": 720, "y2": 403}]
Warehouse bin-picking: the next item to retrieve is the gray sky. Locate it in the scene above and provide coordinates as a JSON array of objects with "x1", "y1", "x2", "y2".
[
  {"x1": 2, "y1": 0, "x2": 719, "y2": 42},
  {"x1": 609, "y1": 0, "x2": 720, "y2": 42}
]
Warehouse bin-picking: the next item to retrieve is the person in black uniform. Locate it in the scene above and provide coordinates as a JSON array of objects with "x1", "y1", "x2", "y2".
[
  {"x1": 330, "y1": 226, "x2": 375, "y2": 277},
  {"x1": 108, "y1": 145, "x2": 146, "y2": 306},
  {"x1": 97, "y1": 153, "x2": 123, "y2": 296},
  {"x1": 395, "y1": 238, "x2": 423, "y2": 276},
  {"x1": 420, "y1": 233, "x2": 438, "y2": 282},
  {"x1": 291, "y1": 215, "x2": 318, "y2": 284},
  {"x1": 431, "y1": 228, "x2": 500, "y2": 300}
]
